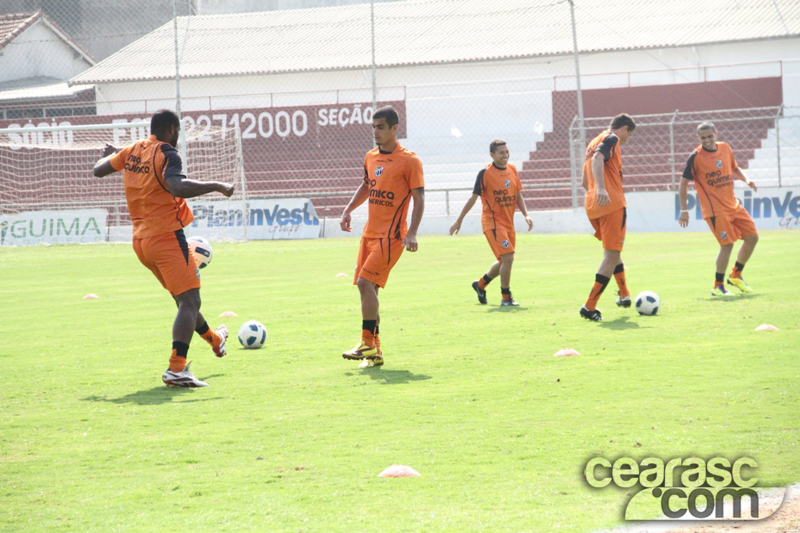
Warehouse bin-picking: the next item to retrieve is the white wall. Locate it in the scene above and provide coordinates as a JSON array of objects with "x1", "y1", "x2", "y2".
[{"x1": 1, "y1": 21, "x2": 92, "y2": 82}]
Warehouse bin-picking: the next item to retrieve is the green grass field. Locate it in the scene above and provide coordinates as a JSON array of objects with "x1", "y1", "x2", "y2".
[{"x1": 1, "y1": 231, "x2": 798, "y2": 532}]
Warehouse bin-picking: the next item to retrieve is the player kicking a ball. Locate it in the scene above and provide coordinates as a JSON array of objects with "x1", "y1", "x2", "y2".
[
  {"x1": 339, "y1": 106, "x2": 425, "y2": 367},
  {"x1": 580, "y1": 113, "x2": 636, "y2": 321},
  {"x1": 93, "y1": 109, "x2": 234, "y2": 387},
  {"x1": 678, "y1": 122, "x2": 758, "y2": 296},
  {"x1": 449, "y1": 140, "x2": 533, "y2": 306}
]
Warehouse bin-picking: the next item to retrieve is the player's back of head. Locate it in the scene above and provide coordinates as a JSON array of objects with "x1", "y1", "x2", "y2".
[{"x1": 151, "y1": 109, "x2": 180, "y2": 136}]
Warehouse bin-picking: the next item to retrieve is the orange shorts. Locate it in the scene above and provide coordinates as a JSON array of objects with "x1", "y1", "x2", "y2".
[
  {"x1": 354, "y1": 237, "x2": 405, "y2": 288},
  {"x1": 133, "y1": 229, "x2": 200, "y2": 296},
  {"x1": 590, "y1": 207, "x2": 626, "y2": 251},
  {"x1": 484, "y1": 227, "x2": 516, "y2": 260},
  {"x1": 706, "y1": 204, "x2": 758, "y2": 246}
]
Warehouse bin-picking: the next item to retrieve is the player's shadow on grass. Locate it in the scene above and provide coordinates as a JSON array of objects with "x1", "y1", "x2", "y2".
[
  {"x1": 598, "y1": 316, "x2": 649, "y2": 330},
  {"x1": 486, "y1": 306, "x2": 529, "y2": 312},
  {"x1": 82, "y1": 377, "x2": 225, "y2": 405},
  {"x1": 347, "y1": 368, "x2": 432, "y2": 385},
  {"x1": 707, "y1": 293, "x2": 761, "y2": 302}
]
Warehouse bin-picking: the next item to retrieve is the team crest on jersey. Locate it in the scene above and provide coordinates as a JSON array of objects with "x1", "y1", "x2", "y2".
[
  {"x1": 504, "y1": 179, "x2": 511, "y2": 188},
  {"x1": 720, "y1": 231, "x2": 727, "y2": 240},
  {"x1": 502, "y1": 240, "x2": 510, "y2": 248},
  {"x1": 375, "y1": 166, "x2": 384, "y2": 177},
  {"x1": 716, "y1": 160, "x2": 723, "y2": 168}
]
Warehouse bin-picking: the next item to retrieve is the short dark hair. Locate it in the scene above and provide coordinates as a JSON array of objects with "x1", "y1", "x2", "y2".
[
  {"x1": 151, "y1": 109, "x2": 180, "y2": 135},
  {"x1": 697, "y1": 122, "x2": 716, "y2": 133},
  {"x1": 490, "y1": 140, "x2": 507, "y2": 153},
  {"x1": 610, "y1": 113, "x2": 636, "y2": 131},
  {"x1": 372, "y1": 106, "x2": 399, "y2": 127}
]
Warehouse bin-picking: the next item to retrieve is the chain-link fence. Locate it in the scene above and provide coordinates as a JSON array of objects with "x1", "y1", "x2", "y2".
[
  {"x1": 567, "y1": 107, "x2": 800, "y2": 208},
  {"x1": 1, "y1": 0, "x2": 798, "y2": 240}
]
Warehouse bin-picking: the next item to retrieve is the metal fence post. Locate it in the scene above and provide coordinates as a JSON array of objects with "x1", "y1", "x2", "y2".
[
  {"x1": 776, "y1": 105, "x2": 783, "y2": 188},
  {"x1": 569, "y1": 115, "x2": 578, "y2": 208},
  {"x1": 669, "y1": 109, "x2": 678, "y2": 189}
]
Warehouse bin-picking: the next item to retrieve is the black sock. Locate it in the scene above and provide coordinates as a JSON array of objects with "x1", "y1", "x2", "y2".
[
  {"x1": 734, "y1": 261, "x2": 745, "y2": 273},
  {"x1": 483, "y1": 274, "x2": 493, "y2": 284},
  {"x1": 501, "y1": 287, "x2": 511, "y2": 295},
  {"x1": 595, "y1": 274, "x2": 610, "y2": 295},
  {"x1": 715, "y1": 272, "x2": 724, "y2": 283},
  {"x1": 614, "y1": 263, "x2": 625, "y2": 274},
  {"x1": 362, "y1": 320, "x2": 377, "y2": 334},
  {"x1": 172, "y1": 341, "x2": 189, "y2": 358},
  {"x1": 195, "y1": 322, "x2": 210, "y2": 335},
  {"x1": 375, "y1": 325, "x2": 380, "y2": 335}
]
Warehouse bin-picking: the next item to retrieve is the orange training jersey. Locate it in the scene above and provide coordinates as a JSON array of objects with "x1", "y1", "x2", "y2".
[
  {"x1": 584, "y1": 130, "x2": 626, "y2": 219},
  {"x1": 473, "y1": 162, "x2": 523, "y2": 233},
  {"x1": 682, "y1": 142, "x2": 740, "y2": 219},
  {"x1": 362, "y1": 143, "x2": 424, "y2": 239},
  {"x1": 109, "y1": 135, "x2": 194, "y2": 239}
]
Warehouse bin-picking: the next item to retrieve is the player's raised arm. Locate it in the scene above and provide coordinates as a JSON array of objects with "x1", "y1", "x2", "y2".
[
  {"x1": 92, "y1": 144, "x2": 120, "y2": 177},
  {"x1": 167, "y1": 175, "x2": 234, "y2": 198}
]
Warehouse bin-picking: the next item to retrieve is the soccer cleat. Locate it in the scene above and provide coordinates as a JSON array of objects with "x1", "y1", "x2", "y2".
[
  {"x1": 500, "y1": 297, "x2": 519, "y2": 306},
  {"x1": 472, "y1": 281, "x2": 487, "y2": 304},
  {"x1": 212, "y1": 325, "x2": 228, "y2": 357},
  {"x1": 727, "y1": 277, "x2": 753, "y2": 293},
  {"x1": 359, "y1": 354, "x2": 384, "y2": 368},
  {"x1": 711, "y1": 285, "x2": 735, "y2": 297},
  {"x1": 162, "y1": 361, "x2": 208, "y2": 387},
  {"x1": 580, "y1": 306, "x2": 603, "y2": 321},
  {"x1": 342, "y1": 341, "x2": 377, "y2": 360},
  {"x1": 615, "y1": 292, "x2": 631, "y2": 308}
]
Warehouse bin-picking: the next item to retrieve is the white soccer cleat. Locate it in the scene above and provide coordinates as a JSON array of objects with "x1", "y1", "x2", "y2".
[
  {"x1": 212, "y1": 324, "x2": 228, "y2": 357},
  {"x1": 162, "y1": 361, "x2": 208, "y2": 387}
]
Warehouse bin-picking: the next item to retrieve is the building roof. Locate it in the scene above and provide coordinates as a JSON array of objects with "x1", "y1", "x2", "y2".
[
  {"x1": 0, "y1": 11, "x2": 95, "y2": 64},
  {"x1": 0, "y1": 77, "x2": 94, "y2": 104},
  {"x1": 70, "y1": 0, "x2": 800, "y2": 85}
]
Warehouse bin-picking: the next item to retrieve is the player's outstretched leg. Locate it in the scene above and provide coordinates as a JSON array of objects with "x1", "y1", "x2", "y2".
[
  {"x1": 727, "y1": 233, "x2": 757, "y2": 293},
  {"x1": 195, "y1": 314, "x2": 228, "y2": 357}
]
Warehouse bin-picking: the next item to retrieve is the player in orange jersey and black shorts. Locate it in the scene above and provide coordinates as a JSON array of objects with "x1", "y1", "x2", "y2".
[
  {"x1": 339, "y1": 106, "x2": 425, "y2": 367},
  {"x1": 93, "y1": 109, "x2": 235, "y2": 387},
  {"x1": 449, "y1": 140, "x2": 533, "y2": 306},
  {"x1": 580, "y1": 113, "x2": 636, "y2": 321},
  {"x1": 679, "y1": 122, "x2": 758, "y2": 296}
]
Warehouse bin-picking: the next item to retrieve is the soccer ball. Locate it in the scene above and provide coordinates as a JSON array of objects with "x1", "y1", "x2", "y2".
[
  {"x1": 238, "y1": 320, "x2": 267, "y2": 349},
  {"x1": 187, "y1": 236, "x2": 212, "y2": 269},
  {"x1": 635, "y1": 291, "x2": 661, "y2": 316}
]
